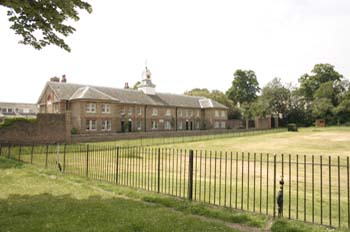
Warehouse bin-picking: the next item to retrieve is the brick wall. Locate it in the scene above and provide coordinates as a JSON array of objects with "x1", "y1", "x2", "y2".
[{"x1": 0, "y1": 113, "x2": 70, "y2": 144}]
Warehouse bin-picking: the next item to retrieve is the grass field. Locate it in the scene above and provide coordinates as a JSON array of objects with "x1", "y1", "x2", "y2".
[{"x1": 2, "y1": 127, "x2": 350, "y2": 230}]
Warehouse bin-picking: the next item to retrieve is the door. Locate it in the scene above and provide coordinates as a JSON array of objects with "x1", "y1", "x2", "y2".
[
  {"x1": 128, "y1": 121, "x2": 132, "y2": 132},
  {"x1": 186, "y1": 121, "x2": 189, "y2": 130},
  {"x1": 190, "y1": 121, "x2": 193, "y2": 130},
  {"x1": 121, "y1": 121, "x2": 125, "y2": 132}
]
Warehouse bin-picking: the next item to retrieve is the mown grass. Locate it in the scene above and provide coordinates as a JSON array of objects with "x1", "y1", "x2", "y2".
[{"x1": 2, "y1": 157, "x2": 349, "y2": 232}]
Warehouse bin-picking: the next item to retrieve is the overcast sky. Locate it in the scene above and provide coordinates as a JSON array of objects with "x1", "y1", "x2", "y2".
[{"x1": 1, "y1": 0, "x2": 350, "y2": 103}]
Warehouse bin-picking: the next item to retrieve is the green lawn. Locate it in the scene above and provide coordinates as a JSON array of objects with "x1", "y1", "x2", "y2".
[{"x1": 0, "y1": 157, "x2": 241, "y2": 232}]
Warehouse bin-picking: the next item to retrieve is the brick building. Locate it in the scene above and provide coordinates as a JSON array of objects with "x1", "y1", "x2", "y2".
[
  {"x1": 37, "y1": 67, "x2": 228, "y2": 134},
  {"x1": 0, "y1": 102, "x2": 38, "y2": 124}
]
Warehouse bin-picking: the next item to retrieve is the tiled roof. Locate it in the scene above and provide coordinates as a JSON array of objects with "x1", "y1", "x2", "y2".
[{"x1": 42, "y1": 82, "x2": 228, "y2": 109}]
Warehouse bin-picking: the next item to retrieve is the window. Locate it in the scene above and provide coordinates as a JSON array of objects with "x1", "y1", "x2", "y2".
[
  {"x1": 215, "y1": 110, "x2": 219, "y2": 117},
  {"x1": 54, "y1": 104, "x2": 59, "y2": 113},
  {"x1": 190, "y1": 110, "x2": 193, "y2": 117},
  {"x1": 165, "y1": 121, "x2": 172, "y2": 130},
  {"x1": 86, "y1": 103, "x2": 96, "y2": 113},
  {"x1": 196, "y1": 121, "x2": 200, "y2": 129},
  {"x1": 7, "y1": 108, "x2": 13, "y2": 113},
  {"x1": 1, "y1": 108, "x2": 6, "y2": 113},
  {"x1": 128, "y1": 107, "x2": 132, "y2": 115},
  {"x1": 101, "y1": 120, "x2": 112, "y2": 131},
  {"x1": 178, "y1": 121, "x2": 183, "y2": 130},
  {"x1": 137, "y1": 107, "x2": 142, "y2": 116},
  {"x1": 214, "y1": 121, "x2": 220, "y2": 129},
  {"x1": 185, "y1": 110, "x2": 189, "y2": 117},
  {"x1": 86, "y1": 119, "x2": 97, "y2": 131},
  {"x1": 136, "y1": 121, "x2": 142, "y2": 130},
  {"x1": 15, "y1": 108, "x2": 19, "y2": 113},
  {"x1": 178, "y1": 109, "x2": 183, "y2": 117},
  {"x1": 221, "y1": 121, "x2": 226, "y2": 129},
  {"x1": 152, "y1": 108, "x2": 158, "y2": 116},
  {"x1": 102, "y1": 104, "x2": 110, "y2": 114},
  {"x1": 196, "y1": 110, "x2": 200, "y2": 118},
  {"x1": 166, "y1": 108, "x2": 171, "y2": 116},
  {"x1": 221, "y1": 110, "x2": 226, "y2": 117},
  {"x1": 120, "y1": 107, "x2": 125, "y2": 115},
  {"x1": 152, "y1": 120, "x2": 158, "y2": 129},
  {"x1": 23, "y1": 108, "x2": 30, "y2": 113}
]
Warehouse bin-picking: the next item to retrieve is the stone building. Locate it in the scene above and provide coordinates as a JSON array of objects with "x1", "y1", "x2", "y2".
[{"x1": 37, "y1": 67, "x2": 228, "y2": 134}]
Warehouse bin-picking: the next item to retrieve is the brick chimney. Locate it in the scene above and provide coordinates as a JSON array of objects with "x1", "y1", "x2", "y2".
[
  {"x1": 50, "y1": 76, "x2": 60, "y2": 82},
  {"x1": 124, "y1": 82, "x2": 129, "y2": 89},
  {"x1": 61, "y1": 74, "x2": 67, "y2": 83}
]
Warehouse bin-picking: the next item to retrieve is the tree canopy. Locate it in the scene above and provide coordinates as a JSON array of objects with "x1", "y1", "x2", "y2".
[
  {"x1": 226, "y1": 69, "x2": 260, "y2": 105},
  {"x1": 1, "y1": 0, "x2": 92, "y2": 52}
]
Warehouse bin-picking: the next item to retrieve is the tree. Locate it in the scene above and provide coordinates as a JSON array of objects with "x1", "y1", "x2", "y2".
[
  {"x1": 299, "y1": 64, "x2": 343, "y2": 101},
  {"x1": 226, "y1": 69, "x2": 260, "y2": 105},
  {"x1": 1, "y1": 0, "x2": 92, "y2": 52},
  {"x1": 133, "y1": 81, "x2": 141, "y2": 90}
]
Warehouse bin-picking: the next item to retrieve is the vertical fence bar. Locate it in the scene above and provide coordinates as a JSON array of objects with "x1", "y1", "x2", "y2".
[
  {"x1": 312, "y1": 155, "x2": 314, "y2": 223},
  {"x1": 230, "y1": 152, "x2": 233, "y2": 208},
  {"x1": 235, "y1": 152, "x2": 238, "y2": 209},
  {"x1": 241, "y1": 152, "x2": 244, "y2": 210},
  {"x1": 266, "y1": 153, "x2": 269, "y2": 215},
  {"x1": 157, "y1": 148, "x2": 161, "y2": 193},
  {"x1": 281, "y1": 153, "x2": 284, "y2": 216},
  {"x1": 320, "y1": 156, "x2": 323, "y2": 225},
  {"x1": 329, "y1": 156, "x2": 332, "y2": 227},
  {"x1": 18, "y1": 145, "x2": 22, "y2": 161},
  {"x1": 116, "y1": 147, "x2": 119, "y2": 184},
  {"x1": 247, "y1": 152, "x2": 250, "y2": 210},
  {"x1": 253, "y1": 153, "x2": 256, "y2": 212},
  {"x1": 0, "y1": 144, "x2": 2, "y2": 156},
  {"x1": 304, "y1": 155, "x2": 306, "y2": 222},
  {"x1": 188, "y1": 150, "x2": 194, "y2": 201},
  {"x1": 296, "y1": 154, "x2": 299, "y2": 220},
  {"x1": 214, "y1": 151, "x2": 217, "y2": 205},
  {"x1": 224, "y1": 152, "x2": 227, "y2": 207},
  {"x1": 289, "y1": 154, "x2": 291, "y2": 219},
  {"x1": 63, "y1": 144, "x2": 66, "y2": 173},
  {"x1": 348, "y1": 157, "x2": 350, "y2": 229},
  {"x1": 8, "y1": 144, "x2": 11, "y2": 159},
  {"x1": 45, "y1": 144, "x2": 49, "y2": 168},
  {"x1": 86, "y1": 144, "x2": 89, "y2": 178},
  {"x1": 338, "y1": 156, "x2": 341, "y2": 227},
  {"x1": 30, "y1": 144, "x2": 34, "y2": 164},
  {"x1": 273, "y1": 155, "x2": 276, "y2": 218},
  {"x1": 260, "y1": 153, "x2": 262, "y2": 214}
]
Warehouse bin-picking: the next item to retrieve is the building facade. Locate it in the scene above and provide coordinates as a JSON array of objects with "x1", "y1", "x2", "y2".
[
  {"x1": 37, "y1": 68, "x2": 228, "y2": 134},
  {"x1": 0, "y1": 102, "x2": 38, "y2": 124}
]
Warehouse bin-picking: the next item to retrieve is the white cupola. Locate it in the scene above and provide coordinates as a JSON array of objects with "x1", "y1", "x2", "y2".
[{"x1": 138, "y1": 66, "x2": 156, "y2": 95}]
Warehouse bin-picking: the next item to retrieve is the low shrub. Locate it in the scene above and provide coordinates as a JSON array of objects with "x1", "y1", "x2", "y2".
[
  {"x1": 287, "y1": 123, "x2": 298, "y2": 132},
  {"x1": 0, "y1": 117, "x2": 37, "y2": 129}
]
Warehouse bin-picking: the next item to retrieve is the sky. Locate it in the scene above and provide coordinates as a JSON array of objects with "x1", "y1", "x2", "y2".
[{"x1": 1, "y1": 0, "x2": 350, "y2": 103}]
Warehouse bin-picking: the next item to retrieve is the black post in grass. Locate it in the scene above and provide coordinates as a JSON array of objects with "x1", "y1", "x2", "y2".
[
  {"x1": 157, "y1": 148, "x2": 161, "y2": 193},
  {"x1": 86, "y1": 144, "x2": 89, "y2": 178},
  {"x1": 30, "y1": 144, "x2": 34, "y2": 164},
  {"x1": 116, "y1": 146, "x2": 119, "y2": 184},
  {"x1": 63, "y1": 144, "x2": 66, "y2": 173},
  {"x1": 188, "y1": 149, "x2": 194, "y2": 201},
  {"x1": 45, "y1": 144, "x2": 49, "y2": 168},
  {"x1": 8, "y1": 144, "x2": 11, "y2": 159},
  {"x1": 273, "y1": 154, "x2": 276, "y2": 218}
]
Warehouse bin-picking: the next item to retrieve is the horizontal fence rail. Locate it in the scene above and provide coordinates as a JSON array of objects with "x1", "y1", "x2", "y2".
[{"x1": 0, "y1": 143, "x2": 349, "y2": 229}]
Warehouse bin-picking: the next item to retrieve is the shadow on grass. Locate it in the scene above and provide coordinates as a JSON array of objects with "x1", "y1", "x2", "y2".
[
  {"x1": 0, "y1": 193, "x2": 235, "y2": 232},
  {"x1": 0, "y1": 157, "x2": 23, "y2": 169}
]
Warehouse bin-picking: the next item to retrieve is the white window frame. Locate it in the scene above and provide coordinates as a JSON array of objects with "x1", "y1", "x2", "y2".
[
  {"x1": 7, "y1": 108, "x2": 13, "y2": 113},
  {"x1": 102, "y1": 104, "x2": 111, "y2": 114},
  {"x1": 221, "y1": 121, "x2": 226, "y2": 129},
  {"x1": 86, "y1": 103, "x2": 96, "y2": 113},
  {"x1": 152, "y1": 120, "x2": 158, "y2": 129},
  {"x1": 166, "y1": 108, "x2": 171, "y2": 116},
  {"x1": 196, "y1": 121, "x2": 200, "y2": 129},
  {"x1": 54, "y1": 104, "x2": 59, "y2": 113},
  {"x1": 178, "y1": 121, "x2": 183, "y2": 130},
  {"x1": 215, "y1": 110, "x2": 219, "y2": 117},
  {"x1": 137, "y1": 107, "x2": 142, "y2": 116},
  {"x1": 214, "y1": 121, "x2": 220, "y2": 129},
  {"x1": 152, "y1": 108, "x2": 158, "y2": 116},
  {"x1": 221, "y1": 110, "x2": 226, "y2": 118},
  {"x1": 185, "y1": 110, "x2": 189, "y2": 117},
  {"x1": 137, "y1": 121, "x2": 142, "y2": 130},
  {"x1": 178, "y1": 109, "x2": 183, "y2": 117},
  {"x1": 101, "y1": 120, "x2": 112, "y2": 131},
  {"x1": 196, "y1": 110, "x2": 200, "y2": 118},
  {"x1": 23, "y1": 108, "x2": 30, "y2": 113},
  {"x1": 190, "y1": 110, "x2": 193, "y2": 117},
  {"x1": 128, "y1": 107, "x2": 132, "y2": 116},
  {"x1": 86, "y1": 119, "x2": 97, "y2": 131},
  {"x1": 165, "y1": 120, "x2": 172, "y2": 130}
]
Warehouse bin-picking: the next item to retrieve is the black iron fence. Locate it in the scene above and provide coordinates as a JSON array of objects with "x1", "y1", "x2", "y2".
[{"x1": 1, "y1": 143, "x2": 349, "y2": 229}]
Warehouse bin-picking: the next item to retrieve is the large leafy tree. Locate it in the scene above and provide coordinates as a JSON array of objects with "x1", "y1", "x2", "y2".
[
  {"x1": 1, "y1": 0, "x2": 92, "y2": 52},
  {"x1": 226, "y1": 69, "x2": 260, "y2": 105}
]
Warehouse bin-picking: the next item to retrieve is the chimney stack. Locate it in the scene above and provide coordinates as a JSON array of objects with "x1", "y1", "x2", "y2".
[
  {"x1": 50, "y1": 77, "x2": 60, "y2": 82},
  {"x1": 61, "y1": 74, "x2": 67, "y2": 83},
  {"x1": 124, "y1": 82, "x2": 129, "y2": 89}
]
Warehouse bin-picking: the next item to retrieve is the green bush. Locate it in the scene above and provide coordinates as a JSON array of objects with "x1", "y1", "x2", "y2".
[
  {"x1": 71, "y1": 127, "x2": 78, "y2": 134},
  {"x1": 287, "y1": 123, "x2": 298, "y2": 132},
  {"x1": 0, "y1": 117, "x2": 37, "y2": 129}
]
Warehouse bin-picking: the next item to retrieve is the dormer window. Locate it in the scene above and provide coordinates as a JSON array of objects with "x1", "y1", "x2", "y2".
[
  {"x1": 166, "y1": 109, "x2": 171, "y2": 116},
  {"x1": 152, "y1": 108, "x2": 158, "y2": 116}
]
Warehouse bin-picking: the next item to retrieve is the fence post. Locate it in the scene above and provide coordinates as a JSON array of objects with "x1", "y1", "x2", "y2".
[
  {"x1": 18, "y1": 145, "x2": 22, "y2": 161},
  {"x1": 63, "y1": 144, "x2": 66, "y2": 173},
  {"x1": 31, "y1": 144, "x2": 34, "y2": 164},
  {"x1": 8, "y1": 144, "x2": 11, "y2": 159},
  {"x1": 188, "y1": 149, "x2": 194, "y2": 201},
  {"x1": 116, "y1": 146, "x2": 119, "y2": 184},
  {"x1": 45, "y1": 144, "x2": 49, "y2": 168},
  {"x1": 86, "y1": 144, "x2": 89, "y2": 178},
  {"x1": 157, "y1": 148, "x2": 161, "y2": 193},
  {"x1": 0, "y1": 144, "x2": 2, "y2": 157},
  {"x1": 273, "y1": 154, "x2": 277, "y2": 218}
]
